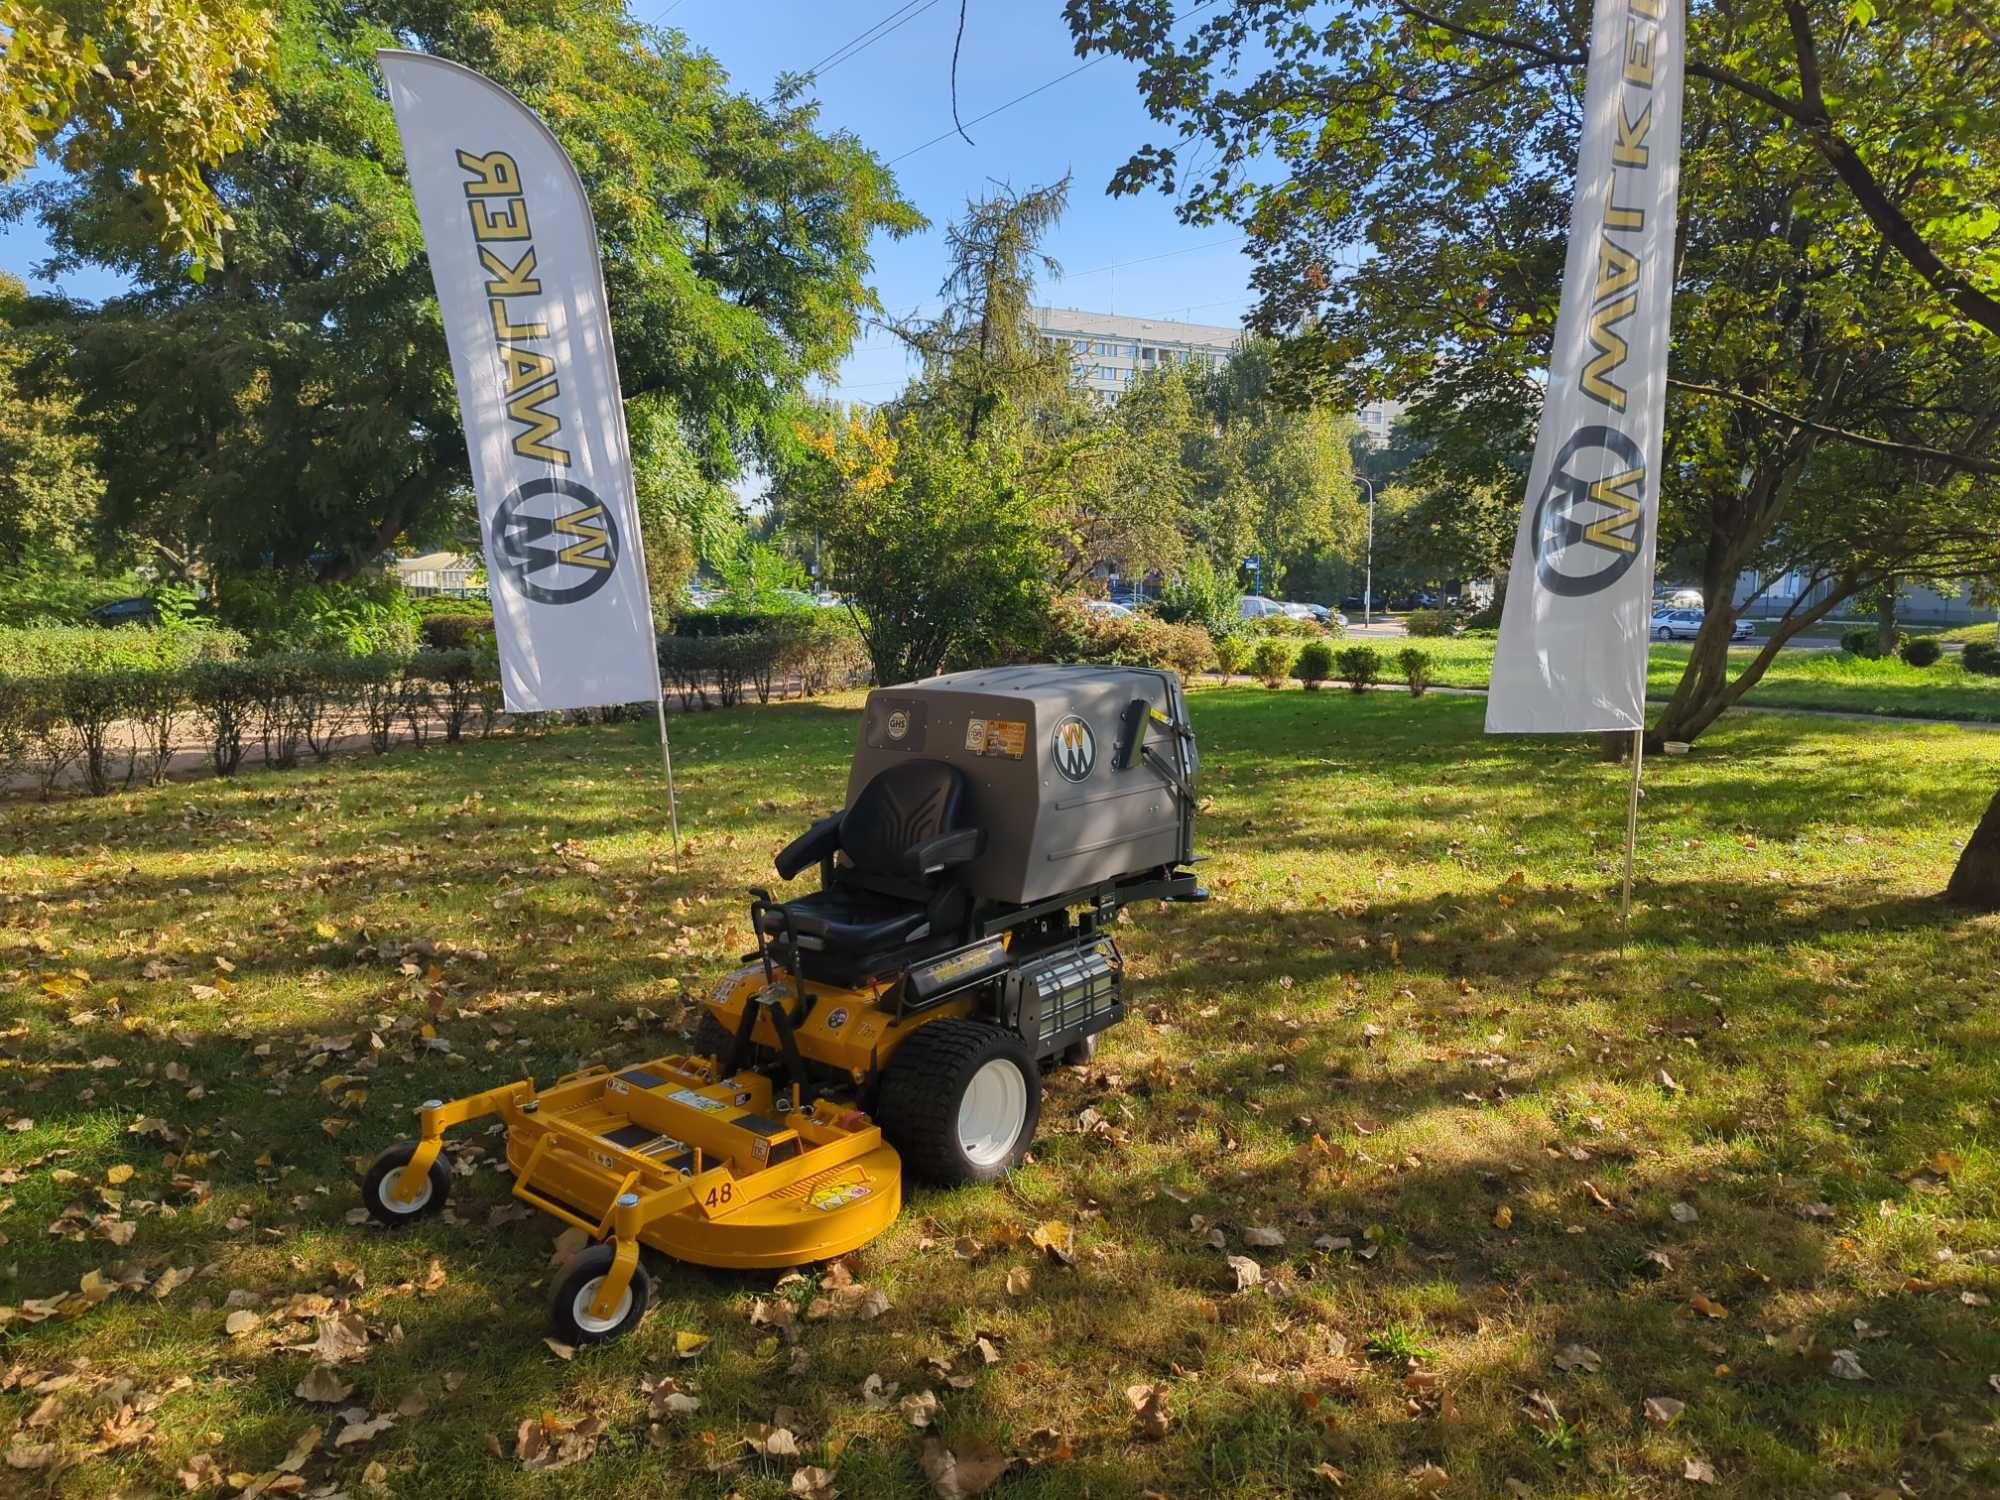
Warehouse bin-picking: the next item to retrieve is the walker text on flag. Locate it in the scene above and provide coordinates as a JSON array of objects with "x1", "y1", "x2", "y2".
[
  {"x1": 378, "y1": 50, "x2": 661, "y2": 713},
  {"x1": 1486, "y1": 0, "x2": 1685, "y2": 734}
]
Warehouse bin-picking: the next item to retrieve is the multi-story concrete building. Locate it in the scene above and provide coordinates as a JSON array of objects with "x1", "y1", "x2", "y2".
[{"x1": 1029, "y1": 305, "x2": 1404, "y2": 443}]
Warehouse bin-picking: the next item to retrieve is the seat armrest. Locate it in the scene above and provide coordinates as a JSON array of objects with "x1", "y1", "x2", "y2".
[
  {"x1": 904, "y1": 827, "x2": 982, "y2": 877},
  {"x1": 775, "y1": 813, "x2": 843, "y2": 881}
]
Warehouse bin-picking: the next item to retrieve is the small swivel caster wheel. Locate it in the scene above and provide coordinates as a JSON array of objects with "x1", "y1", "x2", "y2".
[
  {"x1": 550, "y1": 1243, "x2": 652, "y2": 1345},
  {"x1": 361, "y1": 1141, "x2": 451, "y2": 1227}
]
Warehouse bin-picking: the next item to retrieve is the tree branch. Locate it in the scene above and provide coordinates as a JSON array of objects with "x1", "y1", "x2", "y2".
[{"x1": 1668, "y1": 377, "x2": 2000, "y2": 477}]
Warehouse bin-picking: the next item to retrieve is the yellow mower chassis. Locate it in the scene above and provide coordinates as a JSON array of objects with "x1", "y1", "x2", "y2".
[{"x1": 380, "y1": 964, "x2": 978, "y2": 1321}]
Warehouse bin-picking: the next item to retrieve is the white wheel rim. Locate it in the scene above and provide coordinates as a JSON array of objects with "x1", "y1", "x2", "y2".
[
  {"x1": 958, "y1": 1058, "x2": 1028, "y2": 1168},
  {"x1": 377, "y1": 1166, "x2": 432, "y2": 1214},
  {"x1": 571, "y1": 1275, "x2": 632, "y2": 1335}
]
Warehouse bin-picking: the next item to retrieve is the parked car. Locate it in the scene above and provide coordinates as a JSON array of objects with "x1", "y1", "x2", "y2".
[
  {"x1": 86, "y1": 596, "x2": 159, "y2": 627},
  {"x1": 1651, "y1": 608, "x2": 1753, "y2": 642},
  {"x1": 1238, "y1": 595, "x2": 1294, "y2": 620},
  {"x1": 1296, "y1": 602, "x2": 1351, "y2": 627},
  {"x1": 1083, "y1": 598, "x2": 1135, "y2": 618},
  {"x1": 1659, "y1": 586, "x2": 1705, "y2": 609}
]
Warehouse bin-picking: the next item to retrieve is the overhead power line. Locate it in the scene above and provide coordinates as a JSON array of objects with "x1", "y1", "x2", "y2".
[
  {"x1": 800, "y1": 0, "x2": 943, "y2": 84},
  {"x1": 884, "y1": 0, "x2": 1223, "y2": 167}
]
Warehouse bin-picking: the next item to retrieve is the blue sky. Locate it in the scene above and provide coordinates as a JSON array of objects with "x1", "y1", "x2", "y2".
[{"x1": 0, "y1": 0, "x2": 1259, "y2": 407}]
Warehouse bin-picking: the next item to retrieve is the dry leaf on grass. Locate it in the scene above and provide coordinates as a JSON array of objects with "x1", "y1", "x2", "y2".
[
  {"x1": 1126, "y1": 1382, "x2": 1172, "y2": 1439},
  {"x1": 790, "y1": 1466, "x2": 837, "y2": 1500},
  {"x1": 1225, "y1": 1254, "x2": 1263, "y2": 1291},
  {"x1": 1688, "y1": 1293, "x2": 1729, "y2": 1320},
  {"x1": 1029, "y1": 1220, "x2": 1075, "y2": 1264},
  {"x1": 1553, "y1": 1344, "x2": 1603, "y2": 1374},
  {"x1": 224, "y1": 1310, "x2": 261, "y2": 1339},
  {"x1": 744, "y1": 1424, "x2": 801, "y2": 1459},
  {"x1": 900, "y1": 1389, "x2": 939, "y2": 1428},
  {"x1": 1313, "y1": 1460, "x2": 1347, "y2": 1487},
  {"x1": 544, "y1": 1338, "x2": 576, "y2": 1361},
  {"x1": 1828, "y1": 1349, "x2": 1870, "y2": 1381},
  {"x1": 294, "y1": 1366, "x2": 353, "y2": 1404},
  {"x1": 1243, "y1": 1226, "x2": 1285, "y2": 1248},
  {"x1": 1492, "y1": 1204, "x2": 1513, "y2": 1229},
  {"x1": 1669, "y1": 1201, "x2": 1699, "y2": 1223},
  {"x1": 920, "y1": 1438, "x2": 1010, "y2": 1499},
  {"x1": 1004, "y1": 1265, "x2": 1032, "y2": 1297},
  {"x1": 674, "y1": 1330, "x2": 711, "y2": 1358},
  {"x1": 1682, "y1": 1456, "x2": 1717, "y2": 1485},
  {"x1": 1407, "y1": 1463, "x2": 1449, "y2": 1494},
  {"x1": 515, "y1": 1414, "x2": 603, "y2": 1471},
  {"x1": 1643, "y1": 1396, "x2": 1686, "y2": 1428}
]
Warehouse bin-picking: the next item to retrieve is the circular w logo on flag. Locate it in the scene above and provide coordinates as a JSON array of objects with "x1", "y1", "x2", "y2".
[
  {"x1": 490, "y1": 477, "x2": 620, "y2": 606},
  {"x1": 1051, "y1": 714, "x2": 1096, "y2": 782},
  {"x1": 1531, "y1": 425, "x2": 1647, "y2": 598}
]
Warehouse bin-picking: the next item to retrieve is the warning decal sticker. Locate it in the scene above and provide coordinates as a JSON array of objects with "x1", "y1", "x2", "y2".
[
  {"x1": 807, "y1": 1175, "x2": 874, "y2": 1212},
  {"x1": 964, "y1": 718, "x2": 1026, "y2": 759},
  {"x1": 667, "y1": 1088, "x2": 727, "y2": 1112}
]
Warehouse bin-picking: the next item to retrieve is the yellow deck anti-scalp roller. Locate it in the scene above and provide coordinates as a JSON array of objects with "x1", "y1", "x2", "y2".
[{"x1": 360, "y1": 665, "x2": 1205, "y2": 1344}]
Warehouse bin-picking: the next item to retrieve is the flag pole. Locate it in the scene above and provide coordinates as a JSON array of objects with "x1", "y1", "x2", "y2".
[
  {"x1": 652, "y1": 691, "x2": 682, "y2": 870},
  {"x1": 1620, "y1": 725, "x2": 1644, "y2": 931}
]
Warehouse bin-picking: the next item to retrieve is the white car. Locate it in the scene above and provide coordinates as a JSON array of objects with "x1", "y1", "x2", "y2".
[
  {"x1": 1651, "y1": 608, "x2": 1753, "y2": 642},
  {"x1": 1082, "y1": 598, "x2": 1135, "y2": 618}
]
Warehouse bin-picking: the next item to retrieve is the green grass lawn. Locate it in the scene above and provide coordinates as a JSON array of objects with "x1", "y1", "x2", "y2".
[
  {"x1": 1371, "y1": 637, "x2": 2000, "y2": 723},
  {"x1": 4, "y1": 690, "x2": 2000, "y2": 1499}
]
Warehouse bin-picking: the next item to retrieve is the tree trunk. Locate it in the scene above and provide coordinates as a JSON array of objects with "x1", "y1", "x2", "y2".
[
  {"x1": 1876, "y1": 590, "x2": 1899, "y2": 655},
  {"x1": 1946, "y1": 787, "x2": 2000, "y2": 909}
]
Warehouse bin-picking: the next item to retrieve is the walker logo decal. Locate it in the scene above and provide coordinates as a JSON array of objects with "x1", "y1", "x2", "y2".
[
  {"x1": 1531, "y1": 425, "x2": 1646, "y2": 597},
  {"x1": 1052, "y1": 715, "x2": 1096, "y2": 782},
  {"x1": 490, "y1": 477, "x2": 619, "y2": 605}
]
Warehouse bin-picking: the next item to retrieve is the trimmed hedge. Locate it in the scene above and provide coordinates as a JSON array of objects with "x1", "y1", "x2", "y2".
[
  {"x1": 1402, "y1": 609, "x2": 1458, "y2": 638},
  {"x1": 1963, "y1": 640, "x2": 2000, "y2": 676},
  {"x1": 2, "y1": 615, "x2": 868, "y2": 798},
  {"x1": 1900, "y1": 637, "x2": 1944, "y2": 668},
  {"x1": 1842, "y1": 626, "x2": 1905, "y2": 659},
  {"x1": 0, "y1": 623, "x2": 245, "y2": 677}
]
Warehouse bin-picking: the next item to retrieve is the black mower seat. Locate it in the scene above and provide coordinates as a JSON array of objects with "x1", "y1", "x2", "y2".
[
  {"x1": 759, "y1": 759, "x2": 983, "y2": 977},
  {"x1": 765, "y1": 887, "x2": 932, "y2": 951}
]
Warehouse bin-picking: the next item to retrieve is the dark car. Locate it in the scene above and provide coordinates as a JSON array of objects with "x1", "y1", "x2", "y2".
[{"x1": 86, "y1": 596, "x2": 160, "y2": 628}]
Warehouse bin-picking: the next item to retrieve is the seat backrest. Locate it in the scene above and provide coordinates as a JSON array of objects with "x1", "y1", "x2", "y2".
[{"x1": 839, "y1": 759, "x2": 972, "y2": 879}]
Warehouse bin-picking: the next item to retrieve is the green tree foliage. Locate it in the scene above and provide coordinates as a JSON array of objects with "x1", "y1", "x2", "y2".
[
  {"x1": 1, "y1": 0, "x2": 277, "y2": 274},
  {"x1": 891, "y1": 177, "x2": 1075, "y2": 444},
  {"x1": 0, "y1": 274, "x2": 101, "y2": 566},
  {"x1": 26, "y1": 0, "x2": 919, "y2": 580},
  {"x1": 1067, "y1": 0, "x2": 2000, "y2": 740},
  {"x1": 785, "y1": 407, "x2": 1047, "y2": 684}
]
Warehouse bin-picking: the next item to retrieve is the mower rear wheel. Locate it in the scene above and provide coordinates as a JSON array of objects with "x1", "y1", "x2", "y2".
[
  {"x1": 549, "y1": 1243, "x2": 651, "y2": 1345},
  {"x1": 878, "y1": 1019, "x2": 1040, "y2": 1186},
  {"x1": 360, "y1": 1141, "x2": 451, "y2": 1227}
]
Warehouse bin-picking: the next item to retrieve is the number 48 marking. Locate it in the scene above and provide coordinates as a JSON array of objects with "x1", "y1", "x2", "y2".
[{"x1": 704, "y1": 1182, "x2": 734, "y2": 1209}]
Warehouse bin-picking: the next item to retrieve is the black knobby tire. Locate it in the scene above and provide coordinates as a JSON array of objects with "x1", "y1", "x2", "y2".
[
  {"x1": 549, "y1": 1243, "x2": 652, "y2": 1345},
  {"x1": 876, "y1": 1018, "x2": 1041, "y2": 1187},
  {"x1": 361, "y1": 1141, "x2": 451, "y2": 1227}
]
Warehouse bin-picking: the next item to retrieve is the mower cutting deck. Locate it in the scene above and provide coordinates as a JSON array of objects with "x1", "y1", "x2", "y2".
[{"x1": 362, "y1": 664, "x2": 1205, "y2": 1343}]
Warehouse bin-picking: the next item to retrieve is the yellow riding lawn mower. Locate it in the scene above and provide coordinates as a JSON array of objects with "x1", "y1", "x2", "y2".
[{"x1": 360, "y1": 665, "x2": 1204, "y2": 1343}]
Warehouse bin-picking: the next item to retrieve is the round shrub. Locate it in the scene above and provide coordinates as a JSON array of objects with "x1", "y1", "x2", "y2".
[
  {"x1": 1335, "y1": 644, "x2": 1382, "y2": 692},
  {"x1": 1252, "y1": 615, "x2": 1324, "y2": 640},
  {"x1": 1842, "y1": 626, "x2": 1904, "y2": 659},
  {"x1": 1402, "y1": 609, "x2": 1458, "y2": 638},
  {"x1": 1899, "y1": 637, "x2": 1943, "y2": 668},
  {"x1": 1398, "y1": 646, "x2": 1434, "y2": 697},
  {"x1": 1249, "y1": 638, "x2": 1296, "y2": 688},
  {"x1": 1962, "y1": 640, "x2": 2000, "y2": 676},
  {"x1": 1212, "y1": 629, "x2": 1250, "y2": 683},
  {"x1": 420, "y1": 611, "x2": 495, "y2": 650},
  {"x1": 1292, "y1": 640, "x2": 1334, "y2": 690}
]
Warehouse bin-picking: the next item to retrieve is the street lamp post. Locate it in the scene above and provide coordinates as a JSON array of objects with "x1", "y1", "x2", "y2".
[{"x1": 1358, "y1": 476, "x2": 1377, "y2": 629}]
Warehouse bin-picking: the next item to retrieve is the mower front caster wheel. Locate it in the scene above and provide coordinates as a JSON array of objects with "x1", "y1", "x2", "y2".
[
  {"x1": 878, "y1": 1019, "x2": 1041, "y2": 1187},
  {"x1": 361, "y1": 1141, "x2": 451, "y2": 1227},
  {"x1": 550, "y1": 1244, "x2": 652, "y2": 1345}
]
